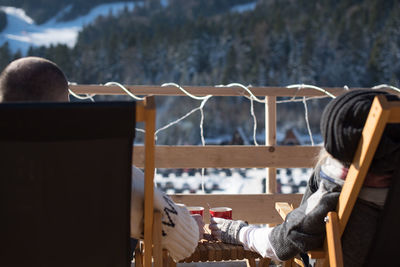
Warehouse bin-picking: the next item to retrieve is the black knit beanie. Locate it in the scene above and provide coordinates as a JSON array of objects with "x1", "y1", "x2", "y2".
[{"x1": 321, "y1": 89, "x2": 400, "y2": 174}]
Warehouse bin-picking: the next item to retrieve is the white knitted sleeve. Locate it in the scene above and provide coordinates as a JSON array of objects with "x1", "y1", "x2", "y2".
[
  {"x1": 130, "y1": 166, "x2": 199, "y2": 261},
  {"x1": 154, "y1": 190, "x2": 199, "y2": 261},
  {"x1": 238, "y1": 226, "x2": 280, "y2": 261}
]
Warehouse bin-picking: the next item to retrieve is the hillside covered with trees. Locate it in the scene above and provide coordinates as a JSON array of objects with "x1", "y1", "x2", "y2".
[
  {"x1": 21, "y1": 0, "x2": 400, "y2": 88},
  {"x1": 0, "y1": 0, "x2": 139, "y2": 24},
  {"x1": 0, "y1": 0, "x2": 399, "y2": 144}
]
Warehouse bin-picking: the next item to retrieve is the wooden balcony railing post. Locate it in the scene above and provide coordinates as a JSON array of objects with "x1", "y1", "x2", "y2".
[{"x1": 265, "y1": 96, "x2": 277, "y2": 194}]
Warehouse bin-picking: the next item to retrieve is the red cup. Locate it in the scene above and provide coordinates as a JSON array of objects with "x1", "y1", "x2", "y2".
[
  {"x1": 187, "y1": 206, "x2": 204, "y2": 217},
  {"x1": 209, "y1": 207, "x2": 232, "y2": 219}
]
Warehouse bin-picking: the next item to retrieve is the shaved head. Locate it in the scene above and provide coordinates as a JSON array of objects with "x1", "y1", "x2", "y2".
[{"x1": 0, "y1": 57, "x2": 68, "y2": 102}]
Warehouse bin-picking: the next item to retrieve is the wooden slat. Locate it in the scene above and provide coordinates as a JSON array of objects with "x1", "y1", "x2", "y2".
[
  {"x1": 134, "y1": 243, "x2": 143, "y2": 267},
  {"x1": 70, "y1": 84, "x2": 349, "y2": 97},
  {"x1": 205, "y1": 242, "x2": 215, "y2": 261},
  {"x1": 325, "y1": 212, "x2": 344, "y2": 267},
  {"x1": 133, "y1": 145, "x2": 320, "y2": 168},
  {"x1": 192, "y1": 247, "x2": 200, "y2": 262},
  {"x1": 229, "y1": 243, "x2": 238, "y2": 260},
  {"x1": 220, "y1": 243, "x2": 231, "y2": 260},
  {"x1": 246, "y1": 257, "x2": 256, "y2": 267},
  {"x1": 212, "y1": 243, "x2": 222, "y2": 261},
  {"x1": 152, "y1": 211, "x2": 162, "y2": 266},
  {"x1": 237, "y1": 245, "x2": 244, "y2": 260},
  {"x1": 265, "y1": 96, "x2": 277, "y2": 193},
  {"x1": 171, "y1": 194, "x2": 302, "y2": 224},
  {"x1": 198, "y1": 243, "x2": 208, "y2": 262},
  {"x1": 275, "y1": 202, "x2": 294, "y2": 220},
  {"x1": 162, "y1": 250, "x2": 169, "y2": 267},
  {"x1": 142, "y1": 96, "x2": 156, "y2": 267}
]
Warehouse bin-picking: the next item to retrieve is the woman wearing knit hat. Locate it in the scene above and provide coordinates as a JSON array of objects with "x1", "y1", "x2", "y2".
[{"x1": 210, "y1": 89, "x2": 400, "y2": 266}]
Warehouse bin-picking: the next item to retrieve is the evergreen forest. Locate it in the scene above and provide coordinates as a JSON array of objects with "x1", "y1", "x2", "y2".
[{"x1": 0, "y1": 0, "x2": 399, "y2": 144}]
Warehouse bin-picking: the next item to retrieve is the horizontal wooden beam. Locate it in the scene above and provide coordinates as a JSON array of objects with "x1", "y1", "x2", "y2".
[
  {"x1": 70, "y1": 84, "x2": 350, "y2": 97},
  {"x1": 170, "y1": 193, "x2": 303, "y2": 224},
  {"x1": 133, "y1": 145, "x2": 320, "y2": 168}
]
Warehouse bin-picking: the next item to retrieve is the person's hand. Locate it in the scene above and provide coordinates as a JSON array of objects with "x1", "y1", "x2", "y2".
[
  {"x1": 208, "y1": 217, "x2": 248, "y2": 245},
  {"x1": 191, "y1": 214, "x2": 205, "y2": 240}
]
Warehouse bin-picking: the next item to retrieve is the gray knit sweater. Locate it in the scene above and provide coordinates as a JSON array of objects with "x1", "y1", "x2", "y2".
[{"x1": 269, "y1": 166, "x2": 384, "y2": 266}]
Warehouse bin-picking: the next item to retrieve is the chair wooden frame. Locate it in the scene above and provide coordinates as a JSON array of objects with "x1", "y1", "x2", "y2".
[
  {"x1": 134, "y1": 96, "x2": 158, "y2": 267},
  {"x1": 276, "y1": 95, "x2": 400, "y2": 267}
]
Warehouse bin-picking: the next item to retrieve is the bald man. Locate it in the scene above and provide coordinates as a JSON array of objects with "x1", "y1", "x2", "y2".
[
  {"x1": 0, "y1": 57, "x2": 68, "y2": 102},
  {"x1": 0, "y1": 57, "x2": 202, "y2": 261}
]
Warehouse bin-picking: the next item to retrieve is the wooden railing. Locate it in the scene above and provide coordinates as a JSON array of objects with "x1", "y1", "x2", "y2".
[{"x1": 69, "y1": 85, "x2": 395, "y2": 224}]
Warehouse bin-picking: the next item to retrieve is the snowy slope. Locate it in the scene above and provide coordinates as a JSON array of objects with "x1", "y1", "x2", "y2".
[
  {"x1": 230, "y1": 2, "x2": 257, "y2": 13},
  {"x1": 0, "y1": 2, "x2": 140, "y2": 54}
]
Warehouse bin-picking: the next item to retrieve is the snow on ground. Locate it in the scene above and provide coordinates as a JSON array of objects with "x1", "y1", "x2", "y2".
[
  {"x1": 160, "y1": 0, "x2": 169, "y2": 7},
  {"x1": 230, "y1": 2, "x2": 257, "y2": 13},
  {"x1": 0, "y1": 2, "x2": 140, "y2": 53},
  {"x1": 155, "y1": 167, "x2": 312, "y2": 195}
]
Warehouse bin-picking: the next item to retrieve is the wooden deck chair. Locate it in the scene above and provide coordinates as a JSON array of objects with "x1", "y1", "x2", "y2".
[
  {"x1": 0, "y1": 101, "x2": 135, "y2": 267},
  {"x1": 276, "y1": 95, "x2": 400, "y2": 267},
  {"x1": 133, "y1": 96, "x2": 159, "y2": 267}
]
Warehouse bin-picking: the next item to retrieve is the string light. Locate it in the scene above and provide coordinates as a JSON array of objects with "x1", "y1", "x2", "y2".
[
  {"x1": 215, "y1": 83, "x2": 266, "y2": 103},
  {"x1": 68, "y1": 89, "x2": 95, "y2": 102},
  {"x1": 286, "y1": 84, "x2": 336, "y2": 99},
  {"x1": 68, "y1": 82, "x2": 96, "y2": 102},
  {"x1": 162, "y1": 83, "x2": 212, "y2": 100},
  {"x1": 303, "y1": 97, "x2": 314, "y2": 146},
  {"x1": 104, "y1": 82, "x2": 145, "y2": 100},
  {"x1": 372, "y1": 84, "x2": 400, "y2": 93},
  {"x1": 67, "y1": 81, "x2": 400, "y2": 193},
  {"x1": 154, "y1": 96, "x2": 212, "y2": 140},
  {"x1": 276, "y1": 95, "x2": 328, "y2": 104},
  {"x1": 249, "y1": 96, "x2": 259, "y2": 146},
  {"x1": 160, "y1": 83, "x2": 212, "y2": 193}
]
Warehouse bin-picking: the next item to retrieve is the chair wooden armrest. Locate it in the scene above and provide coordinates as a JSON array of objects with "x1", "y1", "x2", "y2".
[
  {"x1": 275, "y1": 202, "x2": 294, "y2": 220},
  {"x1": 325, "y1": 211, "x2": 343, "y2": 267},
  {"x1": 306, "y1": 212, "x2": 342, "y2": 266}
]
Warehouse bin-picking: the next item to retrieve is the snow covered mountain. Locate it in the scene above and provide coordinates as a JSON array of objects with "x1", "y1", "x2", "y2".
[
  {"x1": 0, "y1": 1, "x2": 139, "y2": 53},
  {"x1": 0, "y1": 0, "x2": 259, "y2": 54}
]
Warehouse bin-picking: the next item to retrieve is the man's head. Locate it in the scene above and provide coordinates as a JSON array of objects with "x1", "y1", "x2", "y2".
[{"x1": 0, "y1": 57, "x2": 68, "y2": 102}]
